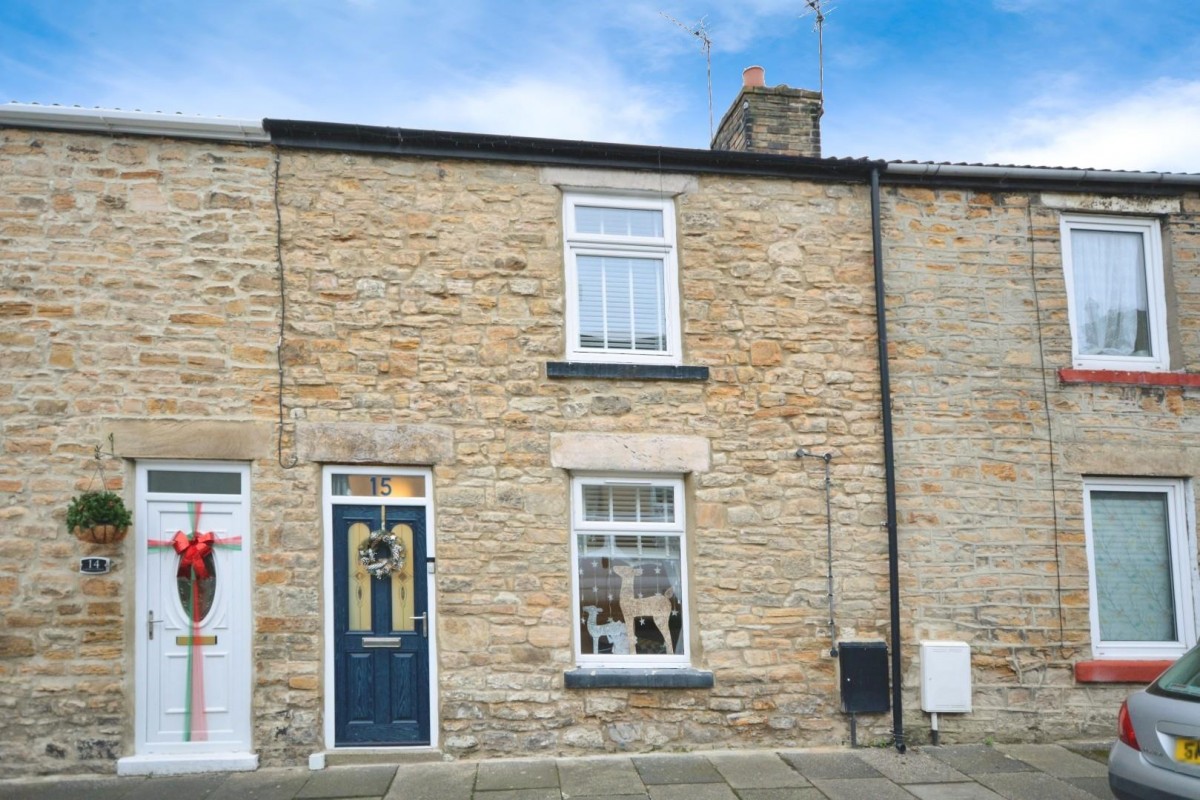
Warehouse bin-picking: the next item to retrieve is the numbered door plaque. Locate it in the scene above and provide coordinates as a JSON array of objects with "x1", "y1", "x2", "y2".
[{"x1": 80, "y1": 557, "x2": 111, "y2": 575}]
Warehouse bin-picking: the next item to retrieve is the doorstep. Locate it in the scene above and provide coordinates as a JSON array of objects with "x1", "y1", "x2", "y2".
[
  {"x1": 314, "y1": 747, "x2": 444, "y2": 769},
  {"x1": 116, "y1": 751, "x2": 258, "y2": 776}
]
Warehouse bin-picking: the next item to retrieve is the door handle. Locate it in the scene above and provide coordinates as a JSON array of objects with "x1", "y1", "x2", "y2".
[
  {"x1": 147, "y1": 610, "x2": 165, "y2": 640},
  {"x1": 412, "y1": 613, "x2": 428, "y2": 638}
]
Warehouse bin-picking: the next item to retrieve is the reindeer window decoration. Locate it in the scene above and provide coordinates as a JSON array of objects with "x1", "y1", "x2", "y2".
[{"x1": 573, "y1": 476, "x2": 688, "y2": 663}]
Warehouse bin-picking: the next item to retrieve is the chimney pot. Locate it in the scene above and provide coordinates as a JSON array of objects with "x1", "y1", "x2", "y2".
[{"x1": 742, "y1": 66, "x2": 766, "y2": 88}]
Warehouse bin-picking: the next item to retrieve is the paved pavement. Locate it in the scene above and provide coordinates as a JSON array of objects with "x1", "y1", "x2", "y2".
[{"x1": 0, "y1": 743, "x2": 1116, "y2": 800}]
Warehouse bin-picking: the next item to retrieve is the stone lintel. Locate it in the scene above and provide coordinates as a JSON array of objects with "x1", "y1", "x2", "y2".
[
  {"x1": 1060, "y1": 441, "x2": 1199, "y2": 477},
  {"x1": 539, "y1": 166, "x2": 698, "y2": 196},
  {"x1": 1040, "y1": 193, "x2": 1181, "y2": 215},
  {"x1": 550, "y1": 433, "x2": 710, "y2": 474},
  {"x1": 295, "y1": 422, "x2": 454, "y2": 466},
  {"x1": 104, "y1": 419, "x2": 273, "y2": 460}
]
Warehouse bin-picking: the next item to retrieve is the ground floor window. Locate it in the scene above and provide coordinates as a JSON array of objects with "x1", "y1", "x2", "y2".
[
  {"x1": 1083, "y1": 477, "x2": 1197, "y2": 659},
  {"x1": 571, "y1": 474, "x2": 687, "y2": 667}
]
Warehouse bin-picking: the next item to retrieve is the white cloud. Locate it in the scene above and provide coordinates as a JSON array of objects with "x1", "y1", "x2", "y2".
[
  {"x1": 986, "y1": 78, "x2": 1200, "y2": 173},
  {"x1": 406, "y1": 74, "x2": 676, "y2": 144}
]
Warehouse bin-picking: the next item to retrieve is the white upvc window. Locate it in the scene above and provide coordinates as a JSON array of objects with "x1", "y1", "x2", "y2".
[
  {"x1": 563, "y1": 193, "x2": 682, "y2": 365},
  {"x1": 1083, "y1": 477, "x2": 1198, "y2": 659},
  {"x1": 570, "y1": 474, "x2": 688, "y2": 668},
  {"x1": 1060, "y1": 214, "x2": 1169, "y2": 372}
]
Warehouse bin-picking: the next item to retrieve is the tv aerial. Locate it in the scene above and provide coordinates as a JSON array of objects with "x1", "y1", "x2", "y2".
[{"x1": 661, "y1": 12, "x2": 714, "y2": 141}]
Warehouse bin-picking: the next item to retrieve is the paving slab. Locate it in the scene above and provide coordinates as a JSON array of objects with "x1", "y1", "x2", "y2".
[
  {"x1": 1063, "y1": 776, "x2": 1118, "y2": 799},
  {"x1": 905, "y1": 782, "x2": 1006, "y2": 800},
  {"x1": 385, "y1": 761, "x2": 475, "y2": 800},
  {"x1": 121, "y1": 772, "x2": 228, "y2": 800},
  {"x1": 296, "y1": 765, "x2": 397, "y2": 798},
  {"x1": 992, "y1": 745, "x2": 1107, "y2": 779},
  {"x1": 207, "y1": 768, "x2": 310, "y2": 800},
  {"x1": 735, "y1": 789, "x2": 827, "y2": 800},
  {"x1": 809, "y1": 777, "x2": 922, "y2": 800},
  {"x1": 474, "y1": 790, "x2": 561, "y2": 800},
  {"x1": 558, "y1": 756, "x2": 646, "y2": 796},
  {"x1": 631, "y1": 755, "x2": 724, "y2": 785},
  {"x1": 475, "y1": 759, "x2": 559, "y2": 791},
  {"x1": 974, "y1": 771, "x2": 1102, "y2": 800},
  {"x1": 925, "y1": 746, "x2": 1036, "y2": 776},
  {"x1": 855, "y1": 748, "x2": 972, "y2": 784},
  {"x1": 645, "y1": 783, "x2": 738, "y2": 800},
  {"x1": 0, "y1": 777, "x2": 139, "y2": 800},
  {"x1": 704, "y1": 752, "x2": 811, "y2": 789},
  {"x1": 777, "y1": 751, "x2": 883, "y2": 780}
]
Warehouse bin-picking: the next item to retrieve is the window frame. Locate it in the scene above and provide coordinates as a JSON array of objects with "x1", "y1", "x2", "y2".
[
  {"x1": 562, "y1": 192, "x2": 682, "y2": 366},
  {"x1": 1082, "y1": 476, "x2": 1198, "y2": 660},
  {"x1": 1059, "y1": 213, "x2": 1169, "y2": 372},
  {"x1": 569, "y1": 473, "x2": 690, "y2": 669}
]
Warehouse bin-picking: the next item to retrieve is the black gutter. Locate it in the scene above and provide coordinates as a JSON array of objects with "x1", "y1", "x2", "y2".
[
  {"x1": 263, "y1": 119, "x2": 885, "y2": 182},
  {"x1": 871, "y1": 167, "x2": 906, "y2": 754}
]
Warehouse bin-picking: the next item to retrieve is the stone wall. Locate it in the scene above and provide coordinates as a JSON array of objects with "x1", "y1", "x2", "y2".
[
  {"x1": 0, "y1": 128, "x2": 279, "y2": 775},
  {"x1": 275, "y1": 152, "x2": 890, "y2": 755},
  {"x1": 9, "y1": 121, "x2": 1195, "y2": 777},
  {"x1": 0, "y1": 126, "x2": 892, "y2": 775},
  {"x1": 883, "y1": 185, "x2": 1200, "y2": 743}
]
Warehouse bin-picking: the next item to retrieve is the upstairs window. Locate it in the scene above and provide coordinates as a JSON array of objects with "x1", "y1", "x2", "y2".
[
  {"x1": 1083, "y1": 477, "x2": 1196, "y2": 659},
  {"x1": 563, "y1": 193, "x2": 681, "y2": 364},
  {"x1": 1060, "y1": 214, "x2": 1169, "y2": 372}
]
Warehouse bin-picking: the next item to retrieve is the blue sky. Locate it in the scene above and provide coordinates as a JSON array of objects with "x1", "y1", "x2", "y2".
[{"x1": 3, "y1": 1, "x2": 1200, "y2": 172}]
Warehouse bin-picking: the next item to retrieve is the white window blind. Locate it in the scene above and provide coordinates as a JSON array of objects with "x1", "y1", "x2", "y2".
[{"x1": 1084, "y1": 477, "x2": 1197, "y2": 659}]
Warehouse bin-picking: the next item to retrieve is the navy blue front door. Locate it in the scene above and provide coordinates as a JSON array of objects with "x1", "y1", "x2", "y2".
[{"x1": 333, "y1": 505, "x2": 429, "y2": 745}]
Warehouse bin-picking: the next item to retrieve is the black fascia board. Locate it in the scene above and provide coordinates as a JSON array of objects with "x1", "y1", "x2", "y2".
[{"x1": 262, "y1": 119, "x2": 883, "y2": 182}]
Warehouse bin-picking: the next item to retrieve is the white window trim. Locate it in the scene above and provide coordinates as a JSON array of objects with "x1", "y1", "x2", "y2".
[
  {"x1": 563, "y1": 192, "x2": 682, "y2": 365},
  {"x1": 1082, "y1": 476, "x2": 1198, "y2": 659},
  {"x1": 1060, "y1": 213, "x2": 1169, "y2": 372},
  {"x1": 570, "y1": 473, "x2": 690, "y2": 668}
]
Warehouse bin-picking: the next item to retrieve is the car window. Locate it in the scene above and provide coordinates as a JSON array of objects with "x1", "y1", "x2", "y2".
[{"x1": 1151, "y1": 646, "x2": 1200, "y2": 701}]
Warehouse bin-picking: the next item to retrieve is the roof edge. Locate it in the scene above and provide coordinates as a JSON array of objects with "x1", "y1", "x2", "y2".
[
  {"x1": 885, "y1": 161, "x2": 1200, "y2": 189},
  {"x1": 263, "y1": 119, "x2": 883, "y2": 181},
  {"x1": 0, "y1": 103, "x2": 269, "y2": 143}
]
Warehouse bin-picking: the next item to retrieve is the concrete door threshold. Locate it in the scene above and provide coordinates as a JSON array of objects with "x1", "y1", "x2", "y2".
[{"x1": 311, "y1": 747, "x2": 444, "y2": 769}]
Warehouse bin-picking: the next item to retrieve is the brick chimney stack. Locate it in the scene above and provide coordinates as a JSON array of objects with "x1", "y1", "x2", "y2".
[{"x1": 711, "y1": 66, "x2": 823, "y2": 158}]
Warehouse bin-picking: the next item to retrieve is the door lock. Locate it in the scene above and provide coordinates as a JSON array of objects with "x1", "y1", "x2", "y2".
[{"x1": 147, "y1": 610, "x2": 165, "y2": 640}]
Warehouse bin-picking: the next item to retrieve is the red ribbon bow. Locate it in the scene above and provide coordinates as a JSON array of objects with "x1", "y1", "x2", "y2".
[{"x1": 173, "y1": 531, "x2": 215, "y2": 579}]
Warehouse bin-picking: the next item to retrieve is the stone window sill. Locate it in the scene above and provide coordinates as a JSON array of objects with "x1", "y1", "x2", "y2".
[
  {"x1": 564, "y1": 668, "x2": 714, "y2": 690},
  {"x1": 1058, "y1": 368, "x2": 1200, "y2": 388},
  {"x1": 546, "y1": 362, "x2": 709, "y2": 381},
  {"x1": 1074, "y1": 659, "x2": 1174, "y2": 684}
]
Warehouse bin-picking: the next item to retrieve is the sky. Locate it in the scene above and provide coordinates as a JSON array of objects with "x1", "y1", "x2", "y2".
[{"x1": 3, "y1": 1, "x2": 1200, "y2": 172}]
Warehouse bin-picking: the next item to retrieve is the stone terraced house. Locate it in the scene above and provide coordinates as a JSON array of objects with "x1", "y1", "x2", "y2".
[{"x1": 3, "y1": 69, "x2": 1200, "y2": 776}]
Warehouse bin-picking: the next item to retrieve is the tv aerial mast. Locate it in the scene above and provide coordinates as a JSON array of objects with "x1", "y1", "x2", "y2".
[
  {"x1": 661, "y1": 12, "x2": 714, "y2": 141},
  {"x1": 802, "y1": 0, "x2": 835, "y2": 116}
]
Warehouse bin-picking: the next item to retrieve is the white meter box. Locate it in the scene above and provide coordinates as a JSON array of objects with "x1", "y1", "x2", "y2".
[{"x1": 920, "y1": 640, "x2": 971, "y2": 713}]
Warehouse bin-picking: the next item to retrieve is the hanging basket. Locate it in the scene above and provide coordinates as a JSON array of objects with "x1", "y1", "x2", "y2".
[
  {"x1": 66, "y1": 490, "x2": 132, "y2": 546},
  {"x1": 73, "y1": 523, "x2": 130, "y2": 545}
]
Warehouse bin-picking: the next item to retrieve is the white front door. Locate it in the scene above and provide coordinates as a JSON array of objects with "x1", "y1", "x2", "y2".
[{"x1": 134, "y1": 463, "x2": 252, "y2": 758}]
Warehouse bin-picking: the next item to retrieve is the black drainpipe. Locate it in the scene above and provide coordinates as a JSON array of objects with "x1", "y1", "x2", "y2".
[{"x1": 870, "y1": 167, "x2": 906, "y2": 753}]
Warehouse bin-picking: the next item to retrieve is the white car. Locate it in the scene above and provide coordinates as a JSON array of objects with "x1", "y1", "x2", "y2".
[{"x1": 1109, "y1": 644, "x2": 1200, "y2": 800}]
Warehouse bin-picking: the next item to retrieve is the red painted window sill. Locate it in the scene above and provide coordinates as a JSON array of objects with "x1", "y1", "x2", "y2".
[
  {"x1": 1075, "y1": 660, "x2": 1174, "y2": 684},
  {"x1": 1058, "y1": 368, "x2": 1200, "y2": 388}
]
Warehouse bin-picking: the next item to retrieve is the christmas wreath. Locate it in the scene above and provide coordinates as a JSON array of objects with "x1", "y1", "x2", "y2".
[{"x1": 358, "y1": 529, "x2": 405, "y2": 579}]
